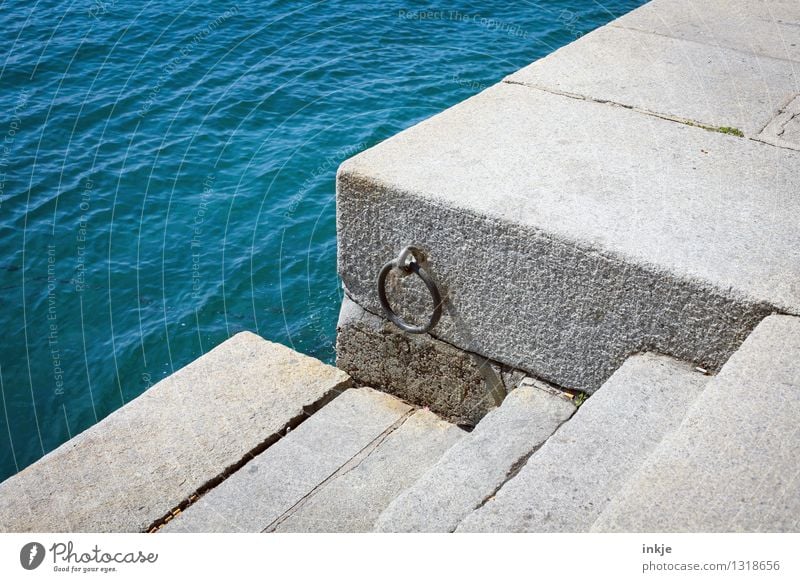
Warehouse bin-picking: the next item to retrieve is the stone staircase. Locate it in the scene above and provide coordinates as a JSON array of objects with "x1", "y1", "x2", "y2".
[
  {"x1": 164, "y1": 313, "x2": 800, "y2": 533},
  {"x1": 1, "y1": 314, "x2": 797, "y2": 533},
  {"x1": 592, "y1": 315, "x2": 800, "y2": 533},
  {"x1": 163, "y1": 387, "x2": 463, "y2": 533},
  {"x1": 375, "y1": 380, "x2": 575, "y2": 533},
  {"x1": 454, "y1": 353, "x2": 706, "y2": 533}
]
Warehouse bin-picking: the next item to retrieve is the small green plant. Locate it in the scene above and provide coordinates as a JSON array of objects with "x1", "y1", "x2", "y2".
[
  {"x1": 573, "y1": 392, "x2": 588, "y2": 407},
  {"x1": 717, "y1": 126, "x2": 745, "y2": 137},
  {"x1": 684, "y1": 120, "x2": 744, "y2": 137}
]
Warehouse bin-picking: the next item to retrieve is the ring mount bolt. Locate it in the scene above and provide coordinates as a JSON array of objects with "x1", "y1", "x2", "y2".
[{"x1": 376, "y1": 245, "x2": 442, "y2": 334}]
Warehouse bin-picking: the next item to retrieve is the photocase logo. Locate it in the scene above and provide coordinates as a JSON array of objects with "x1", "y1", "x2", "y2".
[{"x1": 20, "y1": 542, "x2": 46, "y2": 570}]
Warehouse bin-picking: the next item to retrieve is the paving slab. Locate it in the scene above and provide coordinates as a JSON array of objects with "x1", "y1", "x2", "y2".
[
  {"x1": 338, "y1": 81, "x2": 797, "y2": 392},
  {"x1": 162, "y1": 387, "x2": 413, "y2": 532},
  {"x1": 613, "y1": 0, "x2": 800, "y2": 63},
  {"x1": 507, "y1": 24, "x2": 800, "y2": 138},
  {"x1": 0, "y1": 332, "x2": 351, "y2": 532},
  {"x1": 455, "y1": 354, "x2": 707, "y2": 532},
  {"x1": 336, "y1": 293, "x2": 511, "y2": 425},
  {"x1": 592, "y1": 314, "x2": 800, "y2": 532},
  {"x1": 374, "y1": 382, "x2": 575, "y2": 532},
  {"x1": 270, "y1": 409, "x2": 464, "y2": 532}
]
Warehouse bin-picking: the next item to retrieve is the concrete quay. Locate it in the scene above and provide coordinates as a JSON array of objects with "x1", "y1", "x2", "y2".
[
  {"x1": 336, "y1": 0, "x2": 800, "y2": 396},
  {"x1": 0, "y1": 0, "x2": 798, "y2": 534}
]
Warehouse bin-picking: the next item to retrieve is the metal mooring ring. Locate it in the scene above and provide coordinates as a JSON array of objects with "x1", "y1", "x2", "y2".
[{"x1": 377, "y1": 247, "x2": 442, "y2": 334}]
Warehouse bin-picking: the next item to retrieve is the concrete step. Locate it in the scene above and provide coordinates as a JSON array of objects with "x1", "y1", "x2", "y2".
[
  {"x1": 0, "y1": 332, "x2": 351, "y2": 533},
  {"x1": 164, "y1": 387, "x2": 464, "y2": 532},
  {"x1": 455, "y1": 353, "x2": 708, "y2": 532},
  {"x1": 374, "y1": 381, "x2": 575, "y2": 532},
  {"x1": 271, "y1": 404, "x2": 463, "y2": 532},
  {"x1": 592, "y1": 314, "x2": 800, "y2": 532},
  {"x1": 336, "y1": 1, "x2": 800, "y2": 396}
]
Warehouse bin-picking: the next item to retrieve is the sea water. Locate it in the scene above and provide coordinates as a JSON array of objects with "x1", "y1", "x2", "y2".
[{"x1": 0, "y1": 0, "x2": 645, "y2": 482}]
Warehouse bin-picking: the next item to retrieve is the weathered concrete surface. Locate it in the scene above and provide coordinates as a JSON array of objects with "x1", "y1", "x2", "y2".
[
  {"x1": 456, "y1": 354, "x2": 707, "y2": 532},
  {"x1": 336, "y1": 293, "x2": 513, "y2": 425},
  {"x1": 759, "y1": 94, "x2": 800, "y2": 151},
  {"x1": 593, "y1": 315, "x2": 800, "y2": 533},
  {"x1": 270, "y1": 409, "x2": 464, "y2": 532},
  {"x1": 374, "y1": 382, "x2": 575, "y2": 532},
  {"x1": 614, "y1": 0, "x2": 800, "y2": 64},
  {"x1": 0, "y1": 332, "x2": 351, "y2": 533},
  {"x1": 507, "y1": 24, "x2": 800, "y2": 138},
  {"x1": 162, "y1": 388, "x2": 413, "y2": 532},
  {"x1": 338, "y1": 80, "x2": 796, "y2": 392}
]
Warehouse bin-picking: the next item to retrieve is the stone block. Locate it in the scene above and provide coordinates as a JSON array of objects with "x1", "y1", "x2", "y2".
[
  {"x1": 336, "y1": 293, "x2": 510, "y2": 425},
  {"x1": 337, "y1": 81, "x2": 793, "y2": 392},
  {"x1": 614, "y1": 0, "x2": 800, "y2": 63}
]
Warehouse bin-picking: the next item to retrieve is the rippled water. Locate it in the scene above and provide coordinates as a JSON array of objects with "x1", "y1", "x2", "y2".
[{"x1": 0, "y1": 0, "x2": 645, "y2": 482}]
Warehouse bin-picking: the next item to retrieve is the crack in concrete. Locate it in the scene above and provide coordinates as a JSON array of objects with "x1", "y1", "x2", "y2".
[
  {"x1": 260, "y1": 410, "x2": 415, "y2": 532},
  {"x1": 776, "y1": 111, "x2": 800, "y2": 138}
]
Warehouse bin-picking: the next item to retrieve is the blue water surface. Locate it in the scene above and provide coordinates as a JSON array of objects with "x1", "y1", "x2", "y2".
[{"x1": 0, "y1": 0, "x2": 645, "y2": 482}]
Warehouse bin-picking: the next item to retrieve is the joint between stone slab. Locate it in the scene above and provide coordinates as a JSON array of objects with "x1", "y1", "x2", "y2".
[
  {"x1": 502, "y1": 79, "x2": 760, "y2": 142},
  {"x1": 261, "y1": 409, "x2": 416, "y2": 532},
  {"x1": 145, "y1": 381, "x2": 351, "y2": 533},
  {"x1": 752, "y1": 136, "x2": 800, "y2": 152},
  {"x1": 607, "y1": 22, "x2": 800, "y2": 67}
]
